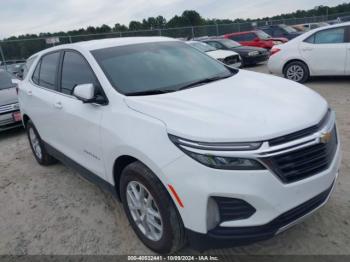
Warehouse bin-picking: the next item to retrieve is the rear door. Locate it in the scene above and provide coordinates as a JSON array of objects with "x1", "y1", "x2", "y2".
[
  {"x1": 23, "y1": 51, "x2": 61, "y2": 144},
  {"x1": 52, "y1": 50, "x2": 107, "y2": 178},
  {"x1": 299, "y1": 26, "x2": 347, "y2": 75}
]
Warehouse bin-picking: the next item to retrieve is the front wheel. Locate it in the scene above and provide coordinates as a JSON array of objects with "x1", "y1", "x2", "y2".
[
  {"x1": 284, "y1": 61, "x2": 309, "y2": 83},
  {"x1": 120, "y1": 161, "x2": 186, "y2": 254}
]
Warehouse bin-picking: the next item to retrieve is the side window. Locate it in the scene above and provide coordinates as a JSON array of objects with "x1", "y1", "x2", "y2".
[
  {"x1": 23, "y1": 56, "x2": 37, "y2": 78},
  {"x1": 314, "y1": 27, "x2": 345, "y2": 44},
  {"x1": 304, "y1": 34, "x2": 315, "y2": 44},
  {"x1": 60, "y1": 51, "x2": 98, "y2": 95},
  {"x1": 32, "y1": 60, "x2": 41, "y2": 85},
  {"x1": 229, "y1": 35, "x2": 241, "y2": 41},
  {"x1": 274, "y1": 28, "x2": 285, "y2": 36},
  {"x1": 263, "y1": 28, "x2": 272, "y2": 35},
  {"x1": 244, "y1": 33, "x2": 256, "y2": 41},
  {"x1": 38, "y1": 52, "x2": 60, "y2": 90}
]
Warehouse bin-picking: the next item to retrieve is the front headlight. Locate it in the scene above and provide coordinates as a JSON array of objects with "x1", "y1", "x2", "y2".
[
  {"x1": 169, "y1": 135, "x2": 265, "y2": 170},
  {"x1": 248, "y1": 51, "x2": 259, "y2": 56}
]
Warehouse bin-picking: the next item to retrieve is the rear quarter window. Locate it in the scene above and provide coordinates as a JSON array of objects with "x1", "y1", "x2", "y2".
[
  {"x1": 32, "y1": 52, "x2": 60, "y2": 90},
  {"x1": 23, "y1": 56, "x2": 37, "y2": 79}
]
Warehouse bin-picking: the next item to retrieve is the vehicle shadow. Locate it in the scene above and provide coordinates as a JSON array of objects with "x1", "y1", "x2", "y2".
[
  {"x1": 308, "y1": 75, "x2": 350, "y2": 84},
  {"x1": 0, "y1": 127, "x2": 25, "y2": 141}
]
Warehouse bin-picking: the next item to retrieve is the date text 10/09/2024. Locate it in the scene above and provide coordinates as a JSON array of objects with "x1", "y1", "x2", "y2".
[{"x1": 127, "y1": 256, "x2": 220, "y2": 261}]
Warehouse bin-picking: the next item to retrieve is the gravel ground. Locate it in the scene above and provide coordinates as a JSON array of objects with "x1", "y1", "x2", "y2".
[{"x1": 0, "y1": 64, "x2": 349, "y2": 255}]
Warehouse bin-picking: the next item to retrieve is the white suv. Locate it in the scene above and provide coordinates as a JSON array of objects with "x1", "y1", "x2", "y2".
[{"x1": 19, "y1": 37, "x2": 341, "y2": 253}]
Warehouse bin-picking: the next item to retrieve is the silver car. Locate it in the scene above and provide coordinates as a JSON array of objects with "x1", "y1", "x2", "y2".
[{"x1": 0, "y1": 70, "x2": 22, "y2": 131}]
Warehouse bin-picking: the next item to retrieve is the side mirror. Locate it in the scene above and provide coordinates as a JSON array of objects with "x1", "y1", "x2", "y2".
[{"x1": 73, "y1": 83, "x2": 96, "y2": 103}]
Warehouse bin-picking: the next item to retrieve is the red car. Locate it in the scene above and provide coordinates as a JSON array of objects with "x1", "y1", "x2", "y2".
[{"x1": 223, "y1": 30, "x2": 288, "y2": 49}]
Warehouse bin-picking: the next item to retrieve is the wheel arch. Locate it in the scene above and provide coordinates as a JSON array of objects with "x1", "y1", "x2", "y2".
[
  {"x1": 112, "y1": 154, "x2": 181, "y2": 212},
  {"x1": 113, "y1": 155, "x2": 138, "y2": 200},
  {"x1": 22, "y1": 114, "x2": 31, "y2": 128}
]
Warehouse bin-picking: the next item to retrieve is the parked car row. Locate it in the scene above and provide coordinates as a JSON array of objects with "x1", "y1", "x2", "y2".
[
  {"x1": 196, "y1": 21, "x2": 350, "y2": 83},
  {"x1": 186, "y1": 41, "x2": 242, "y2": 68},
  {"x1": 0, "y1": 60, "x2": 26, "y2": 79},
  {"x1": 202, "y1": 38, "x2": 270, "y2": 66},
  {"x1": 224, "y1": 29, "x2": 288, "y2": 49}
]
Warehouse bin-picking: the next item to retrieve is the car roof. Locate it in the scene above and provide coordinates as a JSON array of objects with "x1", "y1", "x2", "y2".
[
  {"x1": 316, "y1": 21, "x2": 350, "y2": 29},
  {"x1": 29, "y1": 37, "x2": 178, "y2": 59}
]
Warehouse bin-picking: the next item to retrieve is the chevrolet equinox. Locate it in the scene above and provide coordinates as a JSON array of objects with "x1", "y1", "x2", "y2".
[{"x1": 18, "y1": 37, "x2": 341, "y2": 253}]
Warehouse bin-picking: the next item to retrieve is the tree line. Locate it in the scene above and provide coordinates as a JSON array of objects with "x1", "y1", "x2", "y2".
[{"x1": 1, "y1": 2, "x2": 350, "y2": 60}]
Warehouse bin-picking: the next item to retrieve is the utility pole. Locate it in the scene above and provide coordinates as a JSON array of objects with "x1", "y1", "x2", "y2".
[{"x1": 0, "y1": 45, "x2": 7, "y2": 71}]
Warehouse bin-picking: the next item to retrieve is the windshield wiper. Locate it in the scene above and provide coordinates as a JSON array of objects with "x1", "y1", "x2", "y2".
[
  {"x1": 125, "y1": 73, "x2": 234, "y2": 96},
  {"x1": 178, "y1": 74, "x2": 233, "y2": 91},
  {"x1": 125, "y1": 89, "x2": 175, "y2": 96}
]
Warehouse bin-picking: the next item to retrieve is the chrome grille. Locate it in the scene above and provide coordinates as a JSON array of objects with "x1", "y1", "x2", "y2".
[
  {"x1": 261, "y1": 126, "x2": 338, "y2": 183},
  {"x1": 0, "y1": 118, "x2": 15, "y2": 126},
  {"x1": 0, "y1": 103, "x2": 19, "y2": 114}
]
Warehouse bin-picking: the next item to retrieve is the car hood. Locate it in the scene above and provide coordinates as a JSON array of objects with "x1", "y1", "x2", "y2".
[
  {"x1": 125, "y1": 70, "x2": 328, "y2": 142},
  {"x1": 206, "y1": 49, "x2": 239, "y2": 59},
  {"x1": 231, "y1": 46, "x2": 267, "y2": 54},
  {"x1": 0, "y1": 87, "x2": 18, "y2": 106}
]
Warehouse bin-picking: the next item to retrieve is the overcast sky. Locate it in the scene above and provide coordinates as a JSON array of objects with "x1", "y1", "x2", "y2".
[{"x1": 0, "y1": 0, "x2": 347, "y2": 39}]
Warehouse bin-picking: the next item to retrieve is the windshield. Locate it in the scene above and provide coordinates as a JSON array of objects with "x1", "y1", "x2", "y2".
[
  {"x1": 255, "y1": 30, "x2": 271, "y2": 40},
  {"x1": 219, "y1": 39, "x2": 241, "y2": 48},
  {"x1": 0, "y1": 71, "x2": 15, "y2": 90},
  {"x1": 92, "y1": 41, "x2": 233, "y2": 96},
  {"x1": 188, "y1": 41, "x2": 217, "y2": 52},
  {"x1": 279, "y1": 24, "x2": 297, "y2": 33}
]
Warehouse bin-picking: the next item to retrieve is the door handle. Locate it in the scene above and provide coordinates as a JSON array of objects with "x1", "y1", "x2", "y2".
[
  {"x1": 54, "y1": 102, "x2": 63, "y2": 109},
  {"x1": 26, "y1": 90, "x2": 32, "y2": 96}
]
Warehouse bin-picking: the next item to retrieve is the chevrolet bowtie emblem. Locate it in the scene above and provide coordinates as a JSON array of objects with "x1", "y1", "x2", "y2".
[{"x1": 320, "y1": 132, "x2": 332, "y2": 144}]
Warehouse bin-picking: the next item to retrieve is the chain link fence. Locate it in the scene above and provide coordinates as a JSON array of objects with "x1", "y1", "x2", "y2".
[{"x1": 1, "y1": 11, "x2": 350, "y2": 63}]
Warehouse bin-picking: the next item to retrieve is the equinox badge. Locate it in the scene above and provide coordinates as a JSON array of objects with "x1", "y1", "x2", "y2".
[{"x1": 320, "y1": 132, "x2": 332, "y2": 144}]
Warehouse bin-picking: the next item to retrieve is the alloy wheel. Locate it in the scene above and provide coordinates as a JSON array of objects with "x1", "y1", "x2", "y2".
[
  {"x1": 286, "y1": 65, "x2": 304, "y2": 82},
  {"x1": 126, "y1": 181, "x2": 163, "y2": 241}
]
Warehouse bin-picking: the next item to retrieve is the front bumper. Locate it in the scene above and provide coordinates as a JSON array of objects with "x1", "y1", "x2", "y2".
[
  {"x1": 243, "y1": 54, "x2": 269, "y2": 65},
  {"x1": 186, "y1": 180, "x2": 335, "y2": 250},
  {"x1": 0, "y1": 110, "x2": 23, "y2": 131}
]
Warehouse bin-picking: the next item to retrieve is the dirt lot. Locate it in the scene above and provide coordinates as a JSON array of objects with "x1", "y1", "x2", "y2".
[{"x1": 0, "y1": 64, "x2": 349, "y2": 255}]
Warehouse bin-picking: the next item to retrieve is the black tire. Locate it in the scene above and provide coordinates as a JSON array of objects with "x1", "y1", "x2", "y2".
[
  {"x1": 26, "y1": 120, "x2": 57, "y2": 166},
  {"x1": 284, "y1": 61, "x2": 310, "y2": 83},
  {"x1": 120, "y1": 161, "x2": 186, "y2": 254}
]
